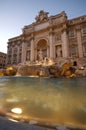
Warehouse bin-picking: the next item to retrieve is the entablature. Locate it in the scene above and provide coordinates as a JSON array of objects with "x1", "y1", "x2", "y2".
[{"x1": 68, "y1": 15, "x2": 86, "y2": 26}]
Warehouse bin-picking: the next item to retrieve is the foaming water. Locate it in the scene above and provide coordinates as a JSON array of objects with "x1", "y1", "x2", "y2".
[{"x1": 0, "y1": 76, "x2": 86, "y2": 128}]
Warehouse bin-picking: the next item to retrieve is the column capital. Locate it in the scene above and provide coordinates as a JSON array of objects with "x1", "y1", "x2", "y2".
[
  {"x1": 30, "y1": 33, "x2": 34, "y2": 40},
  {"x1": 76, "y1": 25, "x2": 81, "y2": 31},
  {"x1": 61, "y1": 24, "x2": 68, "y2": 33},
  {"x1": 49, "y1": 27, "x2": 54, "y2": 35},
  {"x1": 21, "y1": 39, "x2": 25, "y2": 42},
  {"x1": 61, "y1": 27, "x2": 68, "y2": 33}
]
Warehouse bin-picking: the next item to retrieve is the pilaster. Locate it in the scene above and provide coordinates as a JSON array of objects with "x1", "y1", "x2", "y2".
[
  {"x1": 61, "y1": 26, "x2": 69, "y2": 58},
  {"x1": 6, "y1": 45, "x2": 9, "y2": 65},
  {"x1": 17, "y1": 43, "x2": 20, "y2": 63},
  {"x1": 11, "y1": 45, "x2": 14, "y2": 64},
  {"x1": 21, "y1": 41, "x2": 26, "y2": 63},
  {"x1": 30, "y1": 34, "x2": 35, "y2": 62},
  {"x1": 49, "y1": 28, "x2": 54, "y2": 59},
  {"x1": 76, "y1": 26, "x2": 83, "y2": 58}
]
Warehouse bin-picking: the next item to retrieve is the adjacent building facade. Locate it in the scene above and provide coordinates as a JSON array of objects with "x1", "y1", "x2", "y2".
[
  {"x1": 0, "y1": 52, "x2": 7, "y2": 68},
  {"x1": 7, "y1": 10, "x2": 86, "y2": 66}
]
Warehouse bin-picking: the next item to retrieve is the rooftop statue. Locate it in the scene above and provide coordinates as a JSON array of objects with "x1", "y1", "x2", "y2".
[{"x1": 35, "y1": 10, "x2": 49, "y2": 22}]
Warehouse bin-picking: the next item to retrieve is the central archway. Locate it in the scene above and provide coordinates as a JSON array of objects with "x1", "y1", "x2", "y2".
[{"x1": 37, "y1": 39, "x2": 48, "y2": 60}]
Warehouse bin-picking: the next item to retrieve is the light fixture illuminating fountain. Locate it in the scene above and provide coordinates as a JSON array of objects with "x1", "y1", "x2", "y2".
[{"x1": 11, "y1": 108, "x2": 22, "y2": 114}]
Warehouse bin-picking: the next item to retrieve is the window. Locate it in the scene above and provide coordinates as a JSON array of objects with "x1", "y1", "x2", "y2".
[
  {"x1": 69, "y1": 30, "x2": 75, "y2": 37},
  {"x1": 26, "y1": 51, "x2": 30, "y2": 61},
  {"x1": 83, "y1": 45, "x2": 86, "y2": 57},
  {"x1": 83, "y1": 45, "x2": 86, "y2": 53},
  {"x1": 84, "y1": 45, "x2": 86, "y2": 52},
  {"x1": 71, "y1": 46, "x2": 77, "y2": 57},
  {"x1": 82, "y1": 27, "x2": 86, "y2": 34},
  {"x1": 73, "y1": 61, "x2": 77, "y2": 66}
]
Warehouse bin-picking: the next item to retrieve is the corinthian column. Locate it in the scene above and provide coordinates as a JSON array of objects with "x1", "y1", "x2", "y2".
[
  {"x1": 31, "y1": 35, "x2": 34, "y2": 62},
  {"x1": 61, "y1": 27, "x2": 69, "y2": 58},
  {"x1": 76, "y1": 27, "x2": 83, "y2": 57},
  {"x1": 17, "y1": 44, "x2": 20, "y2": 64},
  {"x1": 21, "y1": 41, "x2": 26, "y2": 63},
  {"x1": 11, "y1": 44, "x2": 14, "y2": 64},
  {"x1": 6, "y1": 46, "x2": 9, "y2": 65},
  {"x1": 49, "y1": 28, "x2": 54, "y2": 59}
]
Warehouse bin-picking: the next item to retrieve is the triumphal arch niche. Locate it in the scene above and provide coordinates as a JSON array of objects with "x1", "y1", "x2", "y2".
[
  {"x1": 7, "y1": 10, "x2": 86, "y2": 65},
  {"x1": 36, "y1": 39, "x2": 49, "y2": 61}
]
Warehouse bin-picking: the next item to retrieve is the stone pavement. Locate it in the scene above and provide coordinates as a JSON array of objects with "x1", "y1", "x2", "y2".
[
  {"x1": 0, "y1": 117, "x2": 54, "y2": 130},
  {"x1": 0, "y1": 117, "x2": 86, "y2": 130}
]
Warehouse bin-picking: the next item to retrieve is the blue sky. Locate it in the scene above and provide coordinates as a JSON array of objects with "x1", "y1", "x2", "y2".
[{"x1": 0, "y1": 0, "x2": 86, "y2": 53}]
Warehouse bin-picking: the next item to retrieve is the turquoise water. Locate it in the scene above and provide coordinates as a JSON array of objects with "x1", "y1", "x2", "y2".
[{"x1": 0, "y1": 76, "x2": 86, "y2": 128}]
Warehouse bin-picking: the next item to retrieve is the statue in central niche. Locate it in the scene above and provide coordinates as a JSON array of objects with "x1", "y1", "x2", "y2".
[{"x1": 38, "y1": 49, "x2": 43, "y2": 61}]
